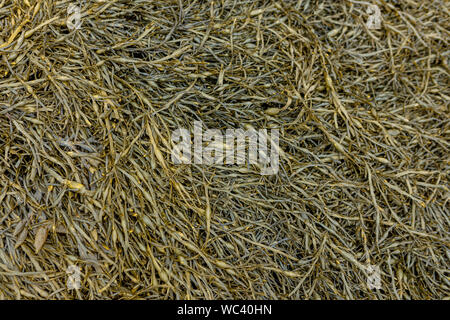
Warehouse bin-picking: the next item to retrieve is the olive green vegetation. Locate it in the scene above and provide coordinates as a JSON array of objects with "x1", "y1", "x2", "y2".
[{"x1": 0, "y1": 0, "x2": 448, "y2": 299}]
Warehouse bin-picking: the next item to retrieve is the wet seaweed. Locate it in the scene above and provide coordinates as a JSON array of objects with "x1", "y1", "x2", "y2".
[{"x1": 0, "y1": 0, "x2": 449, "y2": 299}]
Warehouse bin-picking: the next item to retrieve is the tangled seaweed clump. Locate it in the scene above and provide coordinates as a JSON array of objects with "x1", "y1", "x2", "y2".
[{"x1": 0, "y1": 0, "x2": 449, "y2": 299}]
